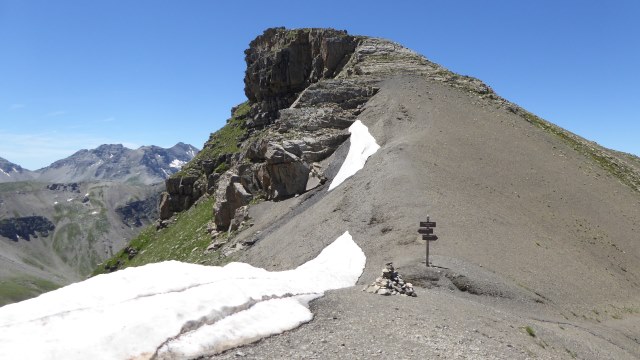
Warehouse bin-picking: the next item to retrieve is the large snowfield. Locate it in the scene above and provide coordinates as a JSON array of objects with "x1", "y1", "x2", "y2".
[
  {"x1": 0, "y1": 120, "x2": 379, "y2": 359},
  {"x1": 0, "y1": 232, "x2": 365, "y2": 359}
]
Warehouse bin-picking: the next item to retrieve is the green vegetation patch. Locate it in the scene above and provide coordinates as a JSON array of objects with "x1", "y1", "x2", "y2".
[
  {"x1": 525, "y1": 326, "x2": 536, "y2": 337},
  {"x1": 0, "y1": 181, "x2": 41, "y2": 193},
  {"x1": 176, "y1": 101, "x2": 250, "y2": 177},
  {"x1": 93, "y1": 196, "x2": 229, "y2": 275},
  {"x1": 0, "y1": 276, "x2": 60, "y2": 307}
]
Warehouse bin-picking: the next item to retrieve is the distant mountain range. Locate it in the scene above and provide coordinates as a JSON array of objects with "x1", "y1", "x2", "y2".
[
  {"x1": 0, "y1": 142, "x2": 199, "y2": 185},
  {"x1": 0, "y1": 157, "x2": 35, "y2": 182},
  {"x1": 0, "y1": 142, "x2": 199, "y2": 305}
]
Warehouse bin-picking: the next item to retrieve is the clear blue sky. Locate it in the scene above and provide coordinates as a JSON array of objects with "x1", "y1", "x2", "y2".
[{"x1": 1, "y1": 0, "x2": 638, "y2": 170}]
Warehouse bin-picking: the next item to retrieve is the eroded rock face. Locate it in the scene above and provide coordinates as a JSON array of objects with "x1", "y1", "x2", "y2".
[
  {"x1": 159, "y1": 28, "x2": 385, "y2": 229},
  {"x1": 244, "y1": 27, "x2": 358, "y2": 127},
  {"x1": 158, "y1": 176, "x2": 204, "y2": 220},
  {"x1": 213, "y1": 173, "x2": 253, "y2": 230}
]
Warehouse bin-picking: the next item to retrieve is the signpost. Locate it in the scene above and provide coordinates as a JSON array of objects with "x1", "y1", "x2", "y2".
[{"x1": 418, "y1": 215, "x2": 437, "y2": 267}]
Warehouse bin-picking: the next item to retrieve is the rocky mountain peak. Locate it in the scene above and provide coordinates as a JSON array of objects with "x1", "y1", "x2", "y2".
[
  {"x1": 34, "y1": 143, "x2": 199, "y2": 185},
  {"x1": 243, "y1": 27, "x2": 359, "y2": 127}
]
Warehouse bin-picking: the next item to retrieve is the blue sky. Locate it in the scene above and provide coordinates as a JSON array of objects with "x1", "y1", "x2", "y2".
[{"x1": 1, "y1": 0, "x2": 638, "y2": 170}]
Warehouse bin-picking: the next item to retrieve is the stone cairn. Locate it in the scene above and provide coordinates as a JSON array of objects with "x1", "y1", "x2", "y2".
[{"x1": 363, "y1": 262, "x2": 417, "y2": 297}]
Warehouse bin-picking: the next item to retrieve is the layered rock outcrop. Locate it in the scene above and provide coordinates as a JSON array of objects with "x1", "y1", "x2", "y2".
[
  {"x1": 161, "y1": 27, "x2": 501, "y2": 230},
  {"x1": 244, "y1": 27, "x2": 358, "y2": 127},
  {"x1": 160, "y1": 28, "x2": 379, "y2": 228}
]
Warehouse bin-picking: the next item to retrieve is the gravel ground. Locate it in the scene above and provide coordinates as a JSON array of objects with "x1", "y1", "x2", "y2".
[{"x1": 208, "y1": 75, "x2": 640, "y2": 359}]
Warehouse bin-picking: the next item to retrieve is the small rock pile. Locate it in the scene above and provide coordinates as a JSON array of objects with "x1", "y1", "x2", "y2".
[{"x1": 363, "y1": 262, "x2": 417, "y2": 297}]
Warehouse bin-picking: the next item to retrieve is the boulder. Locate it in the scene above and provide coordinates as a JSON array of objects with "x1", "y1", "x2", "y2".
[
  {"x1": 214, "y1": 173, "x2": 253, "y2": 230},
  {"x1": 159, "y1": 176, "x2": 203, "y2": 220},
  {"x1": 229, "y1": 205, "x2": 250, "y2": 232}
]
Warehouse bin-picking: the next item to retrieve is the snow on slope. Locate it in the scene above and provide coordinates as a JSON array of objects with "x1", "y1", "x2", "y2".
[
  {"x1": 329, "y1": 120, "x2": 380, "y2": 191},
  {"x1": 0, "y1": 231, "x2": 365, "y2": 360}
]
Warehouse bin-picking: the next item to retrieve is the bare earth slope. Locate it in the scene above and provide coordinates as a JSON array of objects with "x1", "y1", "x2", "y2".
[{"x1": 206, "y1": 36, "x2": 640, "y2": 358}]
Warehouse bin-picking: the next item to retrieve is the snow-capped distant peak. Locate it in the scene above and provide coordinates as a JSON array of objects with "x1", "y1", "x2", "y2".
[{"x1": 169, "y1": 159, "x2": 186, "y2": 169}]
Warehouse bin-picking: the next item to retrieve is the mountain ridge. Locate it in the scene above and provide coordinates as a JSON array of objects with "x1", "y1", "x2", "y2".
[
  {"x1": 9, "y1": 27, "x2": 640, "y2": 358},
  {"x1": 0, "y1": 142, "x2": 199, "y2": 185}
]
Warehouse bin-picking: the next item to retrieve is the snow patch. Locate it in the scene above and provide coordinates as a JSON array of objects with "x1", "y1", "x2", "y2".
[
  {"x1": 169, "y1": 159, "x2": 186, "y2": 169},
  {"x1": 0, "y1": 168, "x2": 9, "y2": 177},
  {"x1": 66, "y1": 198, "x2": 73, "y2": 202},
  {"x1": 0, "y1": 231, "x2": 365, "y2": 359},
  {"x1": 11, "y1": 167, "x2": 18, "y2": 173},
  {"x1": 91, "y1": 211, "x2": 98, "y2": 215},
  {"x1": 188, "y1": 149, "x2": 196, "y2": 158},
  {"x1": 329, "y1": 120, "x2": 380, "y2": 191},
  {"x1": 53, "y1": 201, "x2": 58, "y2": 205}
]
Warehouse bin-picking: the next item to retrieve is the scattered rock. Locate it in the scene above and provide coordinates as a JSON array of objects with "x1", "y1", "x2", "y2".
[{"x1": 123, "y1": 246, "x2": 138, "y2": 260}]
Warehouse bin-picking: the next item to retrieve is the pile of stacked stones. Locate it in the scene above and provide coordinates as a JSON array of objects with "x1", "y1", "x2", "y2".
[{"x1": 363, "y1": 262, "x2": 417, "y2": 297}]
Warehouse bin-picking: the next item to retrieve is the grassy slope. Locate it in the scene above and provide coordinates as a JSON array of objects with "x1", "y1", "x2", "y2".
[
  {"x1": 0, "y1": 276, "x2": 60, "y2": 306},
  {"x1": 92, "y1": 196, "x2": 232, "y2": 275},
  {"x1": 176, "y1": 101, "x2": 250, "y2": 177},
  {"x1": 92, "y1": 102, "x2": 252, "y2": 275}
]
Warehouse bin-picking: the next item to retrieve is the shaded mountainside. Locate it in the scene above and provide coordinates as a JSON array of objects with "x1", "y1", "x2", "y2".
[
  {"x1": 0, "y1": 180, "x2": 163, "y2": 306},
  {"x1": 0, "y1": 157, "x2": 35, "y2": 183},
  {"x1": 34, "y1": 142, "x2": 198, "y2": 185},
  {"x1": 97, "y1": 27, "x2": 640, "y2": 359}
]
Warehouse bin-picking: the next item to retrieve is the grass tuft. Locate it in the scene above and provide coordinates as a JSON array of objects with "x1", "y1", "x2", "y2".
[{"x1": 525, "y1": 326, "x2": 536, "y2": 337}]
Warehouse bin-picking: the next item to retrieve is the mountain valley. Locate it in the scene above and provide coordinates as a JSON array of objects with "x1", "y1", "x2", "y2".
[{"x1": 0, "y1": 143, "x2": 197, "y2": 305}]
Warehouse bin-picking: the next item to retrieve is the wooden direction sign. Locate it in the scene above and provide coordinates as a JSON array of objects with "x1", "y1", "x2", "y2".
[{"x1": 420, "y1": 216, "x2": 438, "y2": 267}]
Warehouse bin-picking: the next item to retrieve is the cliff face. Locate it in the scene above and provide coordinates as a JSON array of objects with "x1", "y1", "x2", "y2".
[
  {"x1": 243, "y1": 28, "x2": 358, "y2": 127},
  {"x1": 159, "y1": 28, "x2": 373, "y2": 225}
]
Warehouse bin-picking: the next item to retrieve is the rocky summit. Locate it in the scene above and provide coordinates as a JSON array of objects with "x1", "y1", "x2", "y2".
[{"x1": 102, "y1": 27, "x2": 639, "y2": 359}]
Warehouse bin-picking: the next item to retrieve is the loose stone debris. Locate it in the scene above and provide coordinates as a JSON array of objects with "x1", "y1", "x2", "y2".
[{"x1": 363, "y1": 262, "x2": 417, "y2": 297}]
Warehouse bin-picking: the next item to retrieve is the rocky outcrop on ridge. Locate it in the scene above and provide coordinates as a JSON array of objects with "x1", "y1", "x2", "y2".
[
  {"x1": 160, "y1": 28, "x2": 379, "y2": 228},
  {"x1": 244, "y1": 27, "x2": 358, "y2": 127}
]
